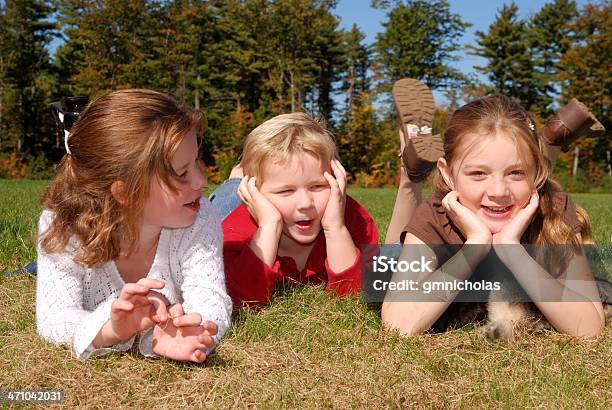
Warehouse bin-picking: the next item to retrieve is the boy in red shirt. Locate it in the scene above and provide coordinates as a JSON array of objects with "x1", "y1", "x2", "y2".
[{"x1": 216, "y1": 113, "x2": 379, "y2": 306}]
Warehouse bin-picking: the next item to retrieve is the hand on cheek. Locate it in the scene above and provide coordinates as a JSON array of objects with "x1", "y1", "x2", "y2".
[
  {"x1": 442, "y1": 190, "x2": 492, "y2": 244},
  {"x1": 321, "y1": 160, "x2": 347, "y2": 233},
  {"x1": 237, "y1": 176, "x2": 282, "y2": 228},
  {"x1": 493, "y1": 191, "x2": 539, "y2": 245}
]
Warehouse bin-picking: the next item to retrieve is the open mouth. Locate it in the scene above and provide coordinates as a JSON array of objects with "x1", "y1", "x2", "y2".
[
  {"x1": 184, "y1": 197, "x2": 201, "y2": 212},
  {"x1": 294, "y1": 219, "x2": 314, "y2": 231},
  {"x1": 481, "y1": 204, "x2": 513, "y2": 218}
]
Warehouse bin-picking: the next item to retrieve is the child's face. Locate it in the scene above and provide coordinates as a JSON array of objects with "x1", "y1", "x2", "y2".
[
  {"x1": 143, "y1": 128, "x2": 206, "y2": 230},
  {"x1": 259, "y1": 153, "x2": 331, "y2": 245},
  {"x1": 440, "y1": 133, "x2": 535, "y2": 234}
]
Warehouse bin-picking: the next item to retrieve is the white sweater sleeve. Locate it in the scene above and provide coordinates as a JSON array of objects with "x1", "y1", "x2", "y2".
[
  {"x1": 35, "y1": 211, "x2": 134, "y2": 359},
  {"x1": 176, "y1": 198, "x2": 232, "y2": 349}
]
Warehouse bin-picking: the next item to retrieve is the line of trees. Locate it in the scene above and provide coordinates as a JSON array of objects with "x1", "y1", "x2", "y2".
[{"x1": 0, "y1": 0, "x2": 609, "y2": 190}]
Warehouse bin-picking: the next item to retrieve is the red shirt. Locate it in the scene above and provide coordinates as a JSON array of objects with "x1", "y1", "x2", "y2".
[{"x1": 222, "y1": 196, "x2": 379, "y2": 307}]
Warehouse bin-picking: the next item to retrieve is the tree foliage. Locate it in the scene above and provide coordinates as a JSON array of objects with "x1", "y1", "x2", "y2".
[
  {"x1": 374, "y1": 0, "x2": 470, "y2": 91},
  {"x1": 556, "y1": 0, "x2": 611, "y2": 185},
  {"x1": 0, "y1": 0, "x2": 609, "y2": 188},
  {"x1": 469, "y1": 2, "x2": 541, "y2": 110},
  {"x1": 527, "y1": 0, "x2": 578, "y2": 118},
  {"x1": 0, "y1": 0, "x2": 56, "y2": 158}
]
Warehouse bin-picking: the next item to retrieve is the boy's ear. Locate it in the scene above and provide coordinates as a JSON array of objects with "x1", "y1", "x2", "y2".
[
  {"x1": 111, "y1": 181, "x2": 127, "y2": 205},
  {"x1": 437, "y1": 158, "x2": 455, "y2": 190}
]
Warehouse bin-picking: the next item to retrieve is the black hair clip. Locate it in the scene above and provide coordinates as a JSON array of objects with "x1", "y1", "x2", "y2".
[{"x1": 51, "y1": 96, "x2": 89, "y2": 154}]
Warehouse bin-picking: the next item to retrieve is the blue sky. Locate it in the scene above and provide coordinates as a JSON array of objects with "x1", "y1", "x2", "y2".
[{"x1": 334, "y1": 0, "x2": 590, "y2": 101}]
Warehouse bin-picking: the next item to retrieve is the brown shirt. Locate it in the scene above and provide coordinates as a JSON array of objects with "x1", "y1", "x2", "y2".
[{"x1": 399, "y1": 191, "x2": 582, "y2": 332}]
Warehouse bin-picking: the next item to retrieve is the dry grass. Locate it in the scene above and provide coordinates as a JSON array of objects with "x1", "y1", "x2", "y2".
[
  {"x1": 0, "y1": 180, "x2": 611, "y2": 408},
  {"x1": 1, "y1": 278, "x2": 611, "y2": 408}
]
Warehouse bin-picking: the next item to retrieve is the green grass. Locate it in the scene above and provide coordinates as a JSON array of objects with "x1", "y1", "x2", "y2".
[{"x1": 1, "y1": 179, "x2": 611, "y2": 407}]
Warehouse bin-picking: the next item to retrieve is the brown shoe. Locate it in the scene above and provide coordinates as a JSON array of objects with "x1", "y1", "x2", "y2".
[
  {"x1": 392, "y1": 79, "x2": 444, "y2": 182},
  {"x1": 542, "y1": 98, "x2": 605, "y2": 147}
]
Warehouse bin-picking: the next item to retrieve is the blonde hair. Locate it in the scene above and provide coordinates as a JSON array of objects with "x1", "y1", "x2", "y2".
[
  {"x1": 40, "y1": 89, "x2": 205, "y2": 267},
  {"x1": 432, "y1": 95, "x2": 589, "y2": 251},
  {"x1": 241, "y1": 112, "x2": 338, "y2": 181}
]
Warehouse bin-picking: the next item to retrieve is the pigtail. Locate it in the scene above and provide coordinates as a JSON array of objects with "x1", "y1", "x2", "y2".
[
  {"x1": 574, "y1": 205, "x2": 594, "y2": 244},
  {"x1": 524, "y1": 178, "x2": 584, "y2": 277}
]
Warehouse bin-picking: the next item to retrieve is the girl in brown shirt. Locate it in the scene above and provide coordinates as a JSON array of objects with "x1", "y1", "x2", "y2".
[{"x1": 381, "y1": 95, "x2": 605, "y2": 339}]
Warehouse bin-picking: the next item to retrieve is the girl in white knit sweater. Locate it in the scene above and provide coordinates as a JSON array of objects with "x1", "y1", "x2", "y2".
[{"x1": 36, "y1": 89, "x2": 232, "y2": 361}]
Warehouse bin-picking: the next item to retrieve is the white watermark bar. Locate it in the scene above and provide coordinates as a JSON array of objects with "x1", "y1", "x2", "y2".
[{"x1": 360, "y1": 244, "x2": 611, "y2": 303}]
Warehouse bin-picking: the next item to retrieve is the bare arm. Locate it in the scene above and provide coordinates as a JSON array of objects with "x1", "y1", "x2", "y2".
[
  {"x1": 382, "y1": 191, "x2": 493, "y2": 335},
  {"x1": 237, "y1": 176, "x2": 283, "y2": 268},
  {"x1": 494, "y1": 240, "x2": 605, "y2": 338},
  {"x1": 381, "y1": 233, "x2": 489, "y2": 335}
]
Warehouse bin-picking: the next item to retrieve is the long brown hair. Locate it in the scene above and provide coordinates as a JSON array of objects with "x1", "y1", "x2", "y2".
[
  {"x1": 432, "y1": 94, "x2": 589, "y2": 249},
  {"x1": 40, "y1": 89, "x2": 205, "y2": 267}
]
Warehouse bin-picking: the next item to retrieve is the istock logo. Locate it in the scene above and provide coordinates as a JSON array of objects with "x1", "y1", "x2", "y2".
[{"x1": 372, "y1": 255, "x2": 435, "y2": 273}]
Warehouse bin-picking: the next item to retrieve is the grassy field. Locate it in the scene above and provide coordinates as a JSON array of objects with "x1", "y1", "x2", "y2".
[{"x1": 0, "y1": 179, "x2": 610, "y2": 408}]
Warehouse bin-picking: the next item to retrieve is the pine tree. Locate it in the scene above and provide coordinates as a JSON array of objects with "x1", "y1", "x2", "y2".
[
  {"x1": 468, "y1": 2, "x2": 539, "y2": 110},
  {"x1": 55, "y1": 0, "x2": 157, "y2": 94},
  {"x1": 528, "y1": 0, "x2": 578, "y2": 118},
  {"x1": 339, "y1": 25, "x2": 371, "y2": 129},
  {"x1": 0, "y1": 0, "x2": 56, "y2": 157},
  {"x1": 557, "y1": 0, "x2": 611, "y2": 184},
  {"x1": 374, "y1": 0, "x2": 470, "y2": 92},
  {"x1": 558, "y1": 1, "x2": 610, "y2": 124},
  {"x1": 237, "y1": 0, "x2": 343, "y2": 114},
  {"x1": 336, "y1": 24, "x2": 378, "y2": 178},
  {"x1": 305, "y1": 7, "x2": 345, "y2": 123}
]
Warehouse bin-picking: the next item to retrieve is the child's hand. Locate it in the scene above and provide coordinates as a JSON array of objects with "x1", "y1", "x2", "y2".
[
  {"x1": 442, "y1": 191, "x2": 492, "y2": 244},
  {"x1": 109, "y1": 278, "x2": 168, "y2": 342},
  {"x1": 493, "y1": 191, "x2": 539, "y2": 245},
  {"x1": 152, "y1": 303, "x2": 217, "y2": 363},
  {"x1": 321, "y1": 160, "x2": 347, "y2": 233},
  {"x1": 237, "y1": 176, "x2": 282, "y2": 228}
]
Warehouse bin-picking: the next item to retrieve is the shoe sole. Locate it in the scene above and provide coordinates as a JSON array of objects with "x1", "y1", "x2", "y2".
[
  {"x1": 392, "y1": 78, "x2": 435, "y2": 129},
  {"x1": 403, "y1": 135, "x2": 445, "y2": 180},
  {"x1": 392, "y1": 78, "x2": 444, "y2": 181}
]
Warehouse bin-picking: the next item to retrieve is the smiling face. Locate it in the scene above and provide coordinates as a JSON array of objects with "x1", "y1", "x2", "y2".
[
  {"x1": 143, "y1": 127, "x2": 206, "y2": 230},
  {"x1": 259, "y1": 153, "x2": 331, "y2": 246},
  {"x1": 439, "y1": 133, "x2": 535, "y2": 234}
]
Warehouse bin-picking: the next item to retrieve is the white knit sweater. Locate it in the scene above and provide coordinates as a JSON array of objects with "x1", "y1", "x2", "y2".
[{"x1": 36, "y1": 198, "x2": 232, "y2": 359}]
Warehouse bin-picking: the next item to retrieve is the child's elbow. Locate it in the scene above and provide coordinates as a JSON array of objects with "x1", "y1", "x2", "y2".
[
  {"x1": 563, "y1": 316, "x2": 605, "y2": 340},
  {"x1": 381, "y1": 302, "x2": 427, "y2": 336},
  {"x1": 585, "y1": 317, "x2": 606, "y2": 339},
  {"x1": 570, "y1": 326, "x2": 603, "y2": 340}
]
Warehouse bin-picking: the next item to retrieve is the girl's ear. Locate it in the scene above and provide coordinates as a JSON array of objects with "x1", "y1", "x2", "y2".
[
  {"x1": 437, "y1": 158, "x2": 455, "y2": 190},
  {"x1": 111, "y1": 181, "x2": 127, "y2": 204}
]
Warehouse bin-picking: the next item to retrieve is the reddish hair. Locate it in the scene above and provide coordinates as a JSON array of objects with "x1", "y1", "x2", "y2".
[{"x1": 40, "y1": 89, "x2": 205, "y2": 266}]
